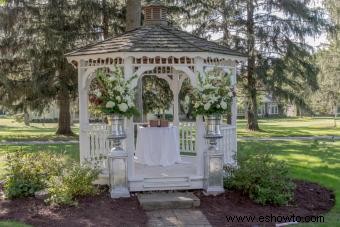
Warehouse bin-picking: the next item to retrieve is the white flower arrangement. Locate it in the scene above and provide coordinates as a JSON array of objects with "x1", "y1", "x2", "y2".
[
  {"x1": 89, "y1": 67, "x2": 138, "y2": 118},
  {"x1": 192, "y1": 67, "x2": 235, "y2": 115}
]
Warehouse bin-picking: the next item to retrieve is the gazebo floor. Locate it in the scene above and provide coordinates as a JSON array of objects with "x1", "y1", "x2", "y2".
[{"x1": 134, "y1": 156, "x2": 197, "y2": 178}]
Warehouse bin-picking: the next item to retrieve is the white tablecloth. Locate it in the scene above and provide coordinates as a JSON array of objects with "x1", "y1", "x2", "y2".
[{"x1": 135, "y1": 126, "x2": 181, "y2": 166}]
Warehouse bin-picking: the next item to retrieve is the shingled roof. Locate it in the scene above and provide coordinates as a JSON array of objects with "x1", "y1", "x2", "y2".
[{"x1": 65, "y1": 25, "x2": 245, "y2": 58}]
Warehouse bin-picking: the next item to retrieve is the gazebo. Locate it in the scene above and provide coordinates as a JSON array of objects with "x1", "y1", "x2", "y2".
[{"x1": 66, "y1": 1, "x2": 246, "y2": 195}]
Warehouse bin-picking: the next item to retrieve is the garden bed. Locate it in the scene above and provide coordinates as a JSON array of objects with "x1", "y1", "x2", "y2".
[
  {"x1": 0, "y1": 181, "x2": 335, "y2": 227},
  {"x1": 196, "y1": 180, "x2": 335, "y2": 226},
  {"x1": 0, "y1": 185, "x2": 147, "y2": 227}
]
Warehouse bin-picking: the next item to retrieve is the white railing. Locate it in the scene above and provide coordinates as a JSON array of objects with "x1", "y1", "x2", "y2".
[
  {"x1": 83, "y1": 122, "x2": 237, "y2": 169},
  {"x1": 219, "y1": 125, "x2": 237, "y2": 166},
  {"x1": 179, "y1": 122, "x2": 196, "y2": 153},
  {"x1": 84, "y1": 124, "x2": 112, "y2": 170}
]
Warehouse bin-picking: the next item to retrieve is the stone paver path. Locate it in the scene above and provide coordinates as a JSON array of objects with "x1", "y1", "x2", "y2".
[{"x1": 147, "y1": 209, "x2": 212, "y2": 227}]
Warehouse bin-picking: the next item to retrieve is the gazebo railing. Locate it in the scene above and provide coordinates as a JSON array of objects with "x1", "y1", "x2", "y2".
[
  {"x1": 83, "y1": 122, "x2": 237, "y2": 169},
  {"x1": 179, "y1": 122, "x2": 196, "y2": 154}
]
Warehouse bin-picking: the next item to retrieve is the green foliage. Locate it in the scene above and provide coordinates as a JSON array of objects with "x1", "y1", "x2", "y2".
[
  {"x1": 89, "y1": 68, "x2": 139, "y2": 118},
  {"x1": 3, "y1": 149, "x2": 99, "y2": 205},
  {"x1": 192, "y1": 68, "x2": 234, "y2": 115},
  {"x1": 225, "y1": 152, "x2": 295, "y2": 205},
  {"x1": 4, "y1": 152, "x2": 64, "y2": 199},
  {"x1": 46, "y1": 162, "x2": 100, "y2": 206},
  {"x1": 142, "y1": 75, "x2": 173, "y2": 115},
  {"x1": 174, "y1": 0, "x2": 330, "y2": 130}
]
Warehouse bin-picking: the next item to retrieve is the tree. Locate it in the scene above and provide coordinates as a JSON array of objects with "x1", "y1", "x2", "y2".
[
  {"x1": 0, "y1": 0, "x2": 125, "y2": 134},
  {"x1": 126, "y1": 0, "x2": 141, "y2": 31},
  {"x1": 172, "y1": 0, "x2": 328, "y2": 130},
  {"x1": 142, "y1": 76, "x2": 173, "y2": 119},
  {"x1": 312, "y1": 0, "x2": 340, "y2": 127}
]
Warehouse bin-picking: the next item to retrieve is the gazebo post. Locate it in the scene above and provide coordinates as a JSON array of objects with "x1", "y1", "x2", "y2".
[
  {"x1": 78, "y1": 60, "x2": 90, "y2": 163},
  {"x1": 172, "y1": 73, "x2": 180, "y2": 127},
  {"x1": 194, "y1": 57, "x2": 206, "y2": 177},
  {"x1": 231, "y1": 65, "x2": 237, "y2": 126},
  {"x1": 124, "y1": 56, "x2": 135, "y2": 180}
]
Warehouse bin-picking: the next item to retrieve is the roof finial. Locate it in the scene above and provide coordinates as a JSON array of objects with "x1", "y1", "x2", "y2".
[{"x1": 143, "y1": 0, "x2": 168, "y2": 26}]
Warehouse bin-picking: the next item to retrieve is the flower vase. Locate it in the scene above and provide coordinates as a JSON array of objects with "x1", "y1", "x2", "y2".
[
  {"x1": 107, "y1": 114, "x2": 126, "y2": 141},
  {"x1": 205, "y1": 115, "x2": 223, "y2": 139}
]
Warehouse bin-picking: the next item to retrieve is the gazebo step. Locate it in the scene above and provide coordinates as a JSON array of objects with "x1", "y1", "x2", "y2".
[
  {"x1": 137, "y1": 192, "x2": 200, "y2": 211},
  {"x1": 143, "y1": 177, "x2": 190, "y2": 188}
]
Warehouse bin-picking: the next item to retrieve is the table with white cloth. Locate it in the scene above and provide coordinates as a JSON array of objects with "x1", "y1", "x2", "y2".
[{"x1": 135, "y1": 126, "x2": 181, "y2": 166}]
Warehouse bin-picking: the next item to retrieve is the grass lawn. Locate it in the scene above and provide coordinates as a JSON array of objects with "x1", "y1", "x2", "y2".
[
  {"x1": 239, "y1": 140, "x2": 340, "y2": 226},
  {"x1": 237, "y1": 117, "x2": 340, "y2": 138},
  {"x1": 0, "y1": 117, "x2": 79, "y2": 142}
]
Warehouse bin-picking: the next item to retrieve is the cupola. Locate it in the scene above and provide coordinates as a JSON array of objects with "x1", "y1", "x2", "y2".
[{"x1": 143, "y1": 0, "x2": 168, "y2": 26}]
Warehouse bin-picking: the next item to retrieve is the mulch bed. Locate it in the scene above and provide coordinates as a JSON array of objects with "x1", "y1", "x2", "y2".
[
  {"x1": 0, "y1": 180, "x2": 335, "y2": 227},
  {"x1": 0, "y1": 186, "x2": 148, "y2": 227},
  {"x1": 196, "y1": 180, "x2": 335, "y2": 227}
]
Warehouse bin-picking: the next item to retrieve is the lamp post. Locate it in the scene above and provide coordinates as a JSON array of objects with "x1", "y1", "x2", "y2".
[
  {"x1": 107, "y1": 114, "x2": 130, "y2": 198},
  {"x1": 204, "y1": 115, "x2": 225, "y2": 195}
]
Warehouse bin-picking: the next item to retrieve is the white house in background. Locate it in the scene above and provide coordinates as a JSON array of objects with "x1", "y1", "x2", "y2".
[
  {"x1": 30, "y1": 101, "x2": 79, "y2": 122},
  {"x1": 238, "y1": 94, "x2": 279, "y2": 118}
]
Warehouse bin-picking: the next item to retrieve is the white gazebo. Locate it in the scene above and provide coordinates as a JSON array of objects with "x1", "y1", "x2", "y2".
[{"x1": 66, "y1": 1, "x2": 246, "y2": 193}]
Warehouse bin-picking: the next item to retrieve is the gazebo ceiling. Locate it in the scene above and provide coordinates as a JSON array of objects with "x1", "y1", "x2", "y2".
[{"x1": 65, "y1": 25, "x2": 246, "y2": 58}]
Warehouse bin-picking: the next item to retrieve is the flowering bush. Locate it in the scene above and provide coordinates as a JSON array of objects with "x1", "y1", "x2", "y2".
[
  {"x1": 89, "y1": 68, "x2": 138, "y2": 118},
  {"x1": 192, "y1": 67, "x2": 235, "y2": 115}
]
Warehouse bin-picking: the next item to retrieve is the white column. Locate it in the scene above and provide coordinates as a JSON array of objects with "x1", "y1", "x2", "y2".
[
  {"x1": 78, "y1": 61, "x2": 90, "y2": 163},
  {"x1": 194, "y1": 57, "x2": 206, "y2": 176},
  {"x1": 172, "y1": 73, "x2": 180, "y2": 127},
  {"x1": 231, "y1": 64, "x2": 238, "y2": 166},
  {"x1": 124, "y1": 56, "x2": 135, "y2": 180},
  {"x1": 195, "y1": 116, "x2": 205, "y2": 177},
  {"x1": 231, "y1": 65, "x2": 237, "y2": 126}
]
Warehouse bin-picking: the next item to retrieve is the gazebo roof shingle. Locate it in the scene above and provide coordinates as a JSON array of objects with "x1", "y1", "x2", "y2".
[{"x1": 66, "y1": 25, "x2": 245, "y2": 58}]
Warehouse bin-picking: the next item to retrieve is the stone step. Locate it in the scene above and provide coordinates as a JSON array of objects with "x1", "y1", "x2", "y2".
[{"x1": 137, "y1": 192, "x2": 200, "y2": 211}]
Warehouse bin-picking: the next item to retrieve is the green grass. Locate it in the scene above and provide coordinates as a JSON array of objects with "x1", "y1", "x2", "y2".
[
  {"x1": 237, "y1": 117, "x2": 340, "y2": 138},
  {"x1": 1, "y1": 116, "x2": 339, "y2": 142},
  {"x1": 0, "y1": 221, "x2": 32, "y2": 227},
  {"x1": 0, "y1": 143, "x2": 79, "y2": 180},
  {"x1": 239, "y1": 140, "x2": 340, "y2": 226},
  {"x1": 0, "y1": 117, "x2": 79, "y2": 142}
]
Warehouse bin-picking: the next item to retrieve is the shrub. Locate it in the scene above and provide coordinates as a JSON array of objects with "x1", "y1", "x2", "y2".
[
  {"x1": 224, "y1": 153, "x2": 295, "y2": 205},
  {"x1": 46, "y1": 162, "x2": 100, "y2": 206},
  {"x1": 4, "y1": 152, "x2": 64, "y2": 199}
]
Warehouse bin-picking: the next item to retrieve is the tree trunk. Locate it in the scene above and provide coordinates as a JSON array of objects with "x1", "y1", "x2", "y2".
[
  {"x1": 126, "y1": 0, "x2": 141, "y2": 31},
  {"x1": 278, "y1": 103, "x2": 285, "y2": 116},
  {"x1": 56, "y1": 90, "x2": 73, "y2": 135},
  {"x1": 102, "y1": 0, "x2": 109, "y2": 39},
  {"x1": 23, "y1": 108, "x2": 30, "y2": 126},
  {"x1": 334, "y1": 103, "x2": 337, "y2": 128},
  {"x1": 246, "y1": 0, "x2": 260, "y2": 131}
]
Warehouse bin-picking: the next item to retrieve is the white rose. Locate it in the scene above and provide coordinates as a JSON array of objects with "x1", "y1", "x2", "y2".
[
  {"x1": 127, "y1": 100, "x2": 134, "y2": 107},
  {"x1": 228, "y1": 91, "x2": 233, "y2": 97},
  {"x1": 106, "y1": 101, "x2": 115, "y2": 108},
  {"x1": 95, "y1": 90, "x2": 102, "y2": 97},
  {"x1": 217, "y1": 104, "x2": 221, "y2": 108},
  {"x1": 118, "y1": 103, "x2": 128, "y2": 112},
  {"x1": 204, "y1": 103, "x2": 211, "y2": 111},
  {"x1": 116, "y1": 96, "x2": 121, "y2": 102},
  {"x1": 221, "y1": 101, "x2": 227, "y2": 110}
]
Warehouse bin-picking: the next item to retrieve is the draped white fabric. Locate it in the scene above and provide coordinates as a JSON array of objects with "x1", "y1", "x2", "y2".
[{"x1": 135, "y1": 126, "x2": 181, "y2": 166}]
